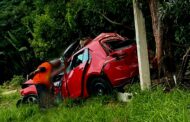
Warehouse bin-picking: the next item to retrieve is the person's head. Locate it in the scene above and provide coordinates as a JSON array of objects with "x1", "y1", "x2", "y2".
[{"x1": 79, "y1": 37, "x2": 92, "y2": 48}]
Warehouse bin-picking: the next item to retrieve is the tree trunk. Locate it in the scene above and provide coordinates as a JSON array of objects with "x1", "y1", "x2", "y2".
[{"x1": 148, "y1": 0, "x2": 163, "y2": 65}]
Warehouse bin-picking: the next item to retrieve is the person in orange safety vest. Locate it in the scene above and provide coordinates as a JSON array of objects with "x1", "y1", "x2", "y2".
[{"x1": 29, "y1": 59, "x2": 64, "y2": 89}]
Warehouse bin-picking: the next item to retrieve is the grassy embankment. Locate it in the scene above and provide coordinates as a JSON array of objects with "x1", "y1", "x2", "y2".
[{"x1": 0, "y1": 77, "x2": 190, "y2": 122}]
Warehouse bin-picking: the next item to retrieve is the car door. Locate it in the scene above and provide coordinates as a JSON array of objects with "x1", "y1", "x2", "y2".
[
  {"x1": 66, "y1": 49, "x2": 89, "y2": 98},
  {"x1": 102, "y1": 39, "x2": 138, "y2": 86}
]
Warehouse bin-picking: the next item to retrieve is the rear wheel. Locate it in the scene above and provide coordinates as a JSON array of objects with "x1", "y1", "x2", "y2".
[{"x1": 88, "y1": 77, "x2": 112, "y2": 96}]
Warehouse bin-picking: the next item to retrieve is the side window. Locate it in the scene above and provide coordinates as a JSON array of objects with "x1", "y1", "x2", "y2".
[
  {"x1": 83, "y1": 49, "x2": 89, "y2": 63},
  {"x1": 69, "y1": 49, "x2": 89, "y2": 71},
  {"x1": 71, "y1": 53, "x2": 83, "y2": 68},
  {"x1": 105, "y1": 39, "x2": 135, "y2": 51}
]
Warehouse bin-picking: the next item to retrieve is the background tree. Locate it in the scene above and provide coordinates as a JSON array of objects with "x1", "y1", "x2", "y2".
[
  {"x1": 0, "y1": 0, "x2": 190, "y2": 83},
  {"x1": 148, "y1": 0, "x2": 163, "y2": 65}
]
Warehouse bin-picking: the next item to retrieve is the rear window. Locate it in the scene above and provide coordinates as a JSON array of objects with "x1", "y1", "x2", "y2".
[{"x1": 105, "y1": 39, "x2": 135, "y2": 50}]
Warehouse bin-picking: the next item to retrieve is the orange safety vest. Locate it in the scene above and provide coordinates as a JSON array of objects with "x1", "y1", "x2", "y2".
[{"x1": 33, "y1": 62, "x2": 52, "y2": 89}]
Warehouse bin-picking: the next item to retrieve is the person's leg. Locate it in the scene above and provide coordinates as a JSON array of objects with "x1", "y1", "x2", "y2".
[{"x1": 36, "y1": 84, "x2": 50, "y2": 108}]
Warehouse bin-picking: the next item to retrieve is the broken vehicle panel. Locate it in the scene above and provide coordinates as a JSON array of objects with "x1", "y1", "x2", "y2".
[
  {"x1": 65, "y1": 49, "x2": 89, "y2": 98},
  {"x1": 61, "y1": 33, "x2": 139, "y2": 98}
]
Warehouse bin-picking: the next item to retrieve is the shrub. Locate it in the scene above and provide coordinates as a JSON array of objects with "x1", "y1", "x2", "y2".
[{"x1": 3, "y1": 75, "x2": 25, "y2": 88}]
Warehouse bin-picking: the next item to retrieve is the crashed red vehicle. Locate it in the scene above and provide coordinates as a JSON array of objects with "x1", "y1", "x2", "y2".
[{"x1": 61, "y1": 33, "x2": 139, "y2": 99}]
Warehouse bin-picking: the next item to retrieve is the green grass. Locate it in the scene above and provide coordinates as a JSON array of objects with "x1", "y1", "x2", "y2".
[{"x1": 0, "y1": 84, "x2": 190, "y2": 122}]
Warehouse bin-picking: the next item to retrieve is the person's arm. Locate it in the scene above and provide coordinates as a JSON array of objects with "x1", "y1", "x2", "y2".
[
  {"x1": 51, "y1": 66, "x2": 65, "y2": 78},
  {"x1": 28, "y1": 69, "x2": 39, "y2": 79},
  {"x1": 28, "y1": 67, "x2": 46, "y2": 79}
]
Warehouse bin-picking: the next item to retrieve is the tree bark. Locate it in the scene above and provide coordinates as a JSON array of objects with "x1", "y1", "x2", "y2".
[{"x1": 148, "y1": 0, "x2": 163, "y2": 65}]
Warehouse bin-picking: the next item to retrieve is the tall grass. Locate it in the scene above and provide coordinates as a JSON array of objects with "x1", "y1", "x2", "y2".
[{"x1": 0, "y1": 84, "x2": 190, "y2": 122}]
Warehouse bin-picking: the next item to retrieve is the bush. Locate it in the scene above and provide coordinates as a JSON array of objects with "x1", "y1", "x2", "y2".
[{"x1": 3, "y1": 75, "x2": 25, "y2": 88}]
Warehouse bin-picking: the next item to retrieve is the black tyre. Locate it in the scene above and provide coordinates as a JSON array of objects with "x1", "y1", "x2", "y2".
[
  {"x1": 22, "y1": 95, "x2": 38, "y2": 104},
  {"x1": 16, "y1": 99, "x2": 23, "y2": 107},
  {"x1": 88, "y1": 77, "x2": 112, "y2": 96}
]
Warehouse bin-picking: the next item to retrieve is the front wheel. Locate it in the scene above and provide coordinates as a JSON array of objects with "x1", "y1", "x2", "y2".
[
  {"x1": 16, "y1": 99, "x2": 23, "y2": 107},
  {"x1": 22, "y1": 95, "x2": 38, "y2": 104},
  {"x1": 88, "y1": 77, "x2": 112, "y2": 96},
  {"x1": 16, "y1": 95, "x2": 38, "y2": 107}
]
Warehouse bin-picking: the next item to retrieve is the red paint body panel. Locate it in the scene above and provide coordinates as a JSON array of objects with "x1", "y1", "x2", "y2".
[
  {"x1": 23, "y1": 79, "x2": 34, "y2": 85},
  {"x1": 103, "y1": 44, "x2": 138, "y2": 86},
  {"x1": 61, "y1": 77, "x2": 69, "y2": 97},
  {"x1": 67, "y1": 63, "x2": 86, "y2": 98},
  {"x1": 20, "y1": 85, "x2": 37, "y2": 96},
  {"x1": 61, "y1": 33, "x2": 139, "y2": 99}
]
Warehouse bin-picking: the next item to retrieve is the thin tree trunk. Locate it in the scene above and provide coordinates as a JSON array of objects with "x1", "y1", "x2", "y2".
[{"x1": 148, "y1": 0, "x2": 163, "y2": 65}]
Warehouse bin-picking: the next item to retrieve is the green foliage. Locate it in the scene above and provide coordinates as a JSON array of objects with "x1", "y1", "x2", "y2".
[
  {"x1": 3, "y1": 75, "x2": 25, "y2": 88},
  {"x1": 32, "y1": 13, "x2": 55, "y2": 58},
  {"x1": 0, "y1": 0, "x2": 37, "y2": 83},
  {"x1": 0, "y1": 0, "x2": 136, "y2": 82},
  {"x1": 65, "y1": 0, "x2": 134, "y2": 37},
  {"x1": 1, "y1": 0, "x2": 190, "y2": 82},
  {"x1": 158, "y1": 0, "x2": 190, "y2": 59},
  {"x1": 159, "y1": 0, "x2": 190, "y2": 45}
]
